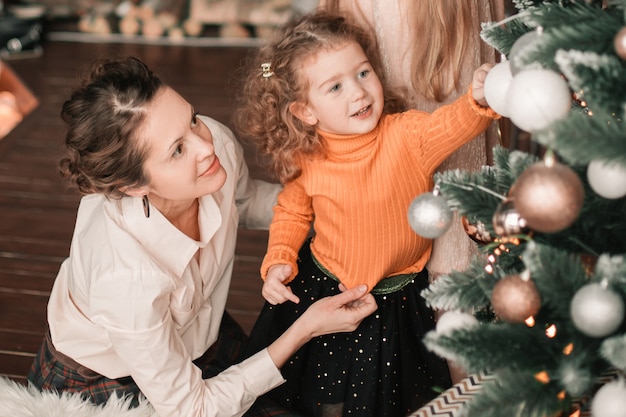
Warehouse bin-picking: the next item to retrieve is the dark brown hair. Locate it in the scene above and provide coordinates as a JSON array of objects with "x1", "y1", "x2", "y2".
[{"x1": 59, "y1": 56, "x2": 163, "y2": 198}]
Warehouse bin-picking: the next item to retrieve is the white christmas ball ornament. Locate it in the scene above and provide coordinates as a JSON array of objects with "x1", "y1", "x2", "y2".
[
  {"x1": 587, "y1": 160, "x2": 626, "y2": 199},
  {"x1": 570, "y1": 283, "x2": 625, "y2": 338},
  {"x1": 591, "y1": 379, "x2": 626, "y2": 417},
  {"x1": 436, "y1": 311, "x2": 479, "y2": 335},
  {"x1": 506, "y1": 69, "x2": 572, "y2": 133},
  {"x1": 407, "y1": 192, "x2": 453, "y2": 239},
  {"x1": 483, "y1": 60, "x2": 513, "y2": 117},
  {"x1": 508, "y1": 30, "x2": 541, "y2": 75}
]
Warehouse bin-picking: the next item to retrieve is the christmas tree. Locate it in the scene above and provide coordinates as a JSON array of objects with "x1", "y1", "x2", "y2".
[{"x1": 409, "y1": 1, "x2": 626, "y2": 416}]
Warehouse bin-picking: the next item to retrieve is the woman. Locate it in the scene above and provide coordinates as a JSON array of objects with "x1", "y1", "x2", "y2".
[{"x1": 27, "y1": 56, "x2": 377, "y2": 417}]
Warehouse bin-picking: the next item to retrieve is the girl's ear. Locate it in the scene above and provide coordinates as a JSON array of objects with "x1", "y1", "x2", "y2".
[{"x1": 289, "y1": 101, "x2": 318, "y2": 126}]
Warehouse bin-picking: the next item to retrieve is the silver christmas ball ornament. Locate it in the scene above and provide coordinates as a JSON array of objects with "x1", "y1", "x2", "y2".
[
  {"x1": 587, "y1": 160, "x2": 626, "y2": 199},
  {"x1": 591, "y1": 379, "x2": 626, "y2": 417},
  {"x1": 492, "y1": 198, "x2": 529, "y2": 237},
  {"x1": 407, "y1": 192, "x2": 453, "y2": 239},
  {"x1": 571, "y1": 283, "x2": 625, "y2": 338}
]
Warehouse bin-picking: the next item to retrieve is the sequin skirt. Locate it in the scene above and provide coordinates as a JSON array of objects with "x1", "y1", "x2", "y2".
[{"x1": 246, "y1": 240, "x2": 452, "y2": 417}]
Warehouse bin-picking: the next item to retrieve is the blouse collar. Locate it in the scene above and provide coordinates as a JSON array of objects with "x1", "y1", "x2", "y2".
[{"x1": 116, "y1": 194, "x2": 223, "y2": 277}]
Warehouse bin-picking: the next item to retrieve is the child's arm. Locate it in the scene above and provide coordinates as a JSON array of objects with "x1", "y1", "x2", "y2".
[
  {"x1": 263, "y1": 264, "x2": 300, "y2": 305},
  {"x1": 471, "y1": 63, "x2": 494, "y2": 107},
  {"x1": 261, "y1": 179, "x2": 314, "y2": 300}
]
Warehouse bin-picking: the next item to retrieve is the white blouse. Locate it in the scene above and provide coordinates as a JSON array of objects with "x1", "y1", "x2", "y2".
[{"x1": 47, "y1": 116, "x2": 284, "y2": 417}]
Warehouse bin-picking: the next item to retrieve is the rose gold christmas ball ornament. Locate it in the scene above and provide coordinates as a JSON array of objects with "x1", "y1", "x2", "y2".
[
  {"x1": 614, "y1": 27, "x2": 626, "y2": 60},
  {"x1": 491, "y1": 273, "x2": 542, "y2": 323},
  {"x1": 511, "y1": 159, "x2": 584, "y2": 233}
]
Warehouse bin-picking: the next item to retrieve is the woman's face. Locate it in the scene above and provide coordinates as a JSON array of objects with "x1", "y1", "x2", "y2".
[{"x1": 137, "y1": 86, "x2": 226, "y2": 207}]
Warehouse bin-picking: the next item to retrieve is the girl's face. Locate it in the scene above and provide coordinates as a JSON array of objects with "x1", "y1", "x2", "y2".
[
  {"x1": 134, "y1": 86, "x2": 226, "y2": 210},
  {"x1": 291, "y1": 41, "x2": 384, "y2": 136}
]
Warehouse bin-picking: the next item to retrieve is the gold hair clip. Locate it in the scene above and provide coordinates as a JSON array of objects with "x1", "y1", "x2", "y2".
[{"x1": 261, "y1": 62, "x2": 274, "y2": 78}]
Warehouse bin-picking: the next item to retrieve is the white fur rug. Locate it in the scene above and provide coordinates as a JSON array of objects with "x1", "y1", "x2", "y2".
[{"x1": 0, "y1": 377, "x2": 157, "y2": 417}]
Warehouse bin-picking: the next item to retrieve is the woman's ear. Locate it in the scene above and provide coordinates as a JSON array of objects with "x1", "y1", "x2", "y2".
[
  {"x1": 289, "y1": 101, "x2": 318, "y2": 126},
  {"x1": 119, "y1": 185, "x2": 148, "y2": 198}
]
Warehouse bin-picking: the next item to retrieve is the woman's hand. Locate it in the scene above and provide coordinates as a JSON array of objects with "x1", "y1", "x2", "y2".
[
  {"x1": 263, "y1": 264, "x2": 300, "y2": 305},
  {"x1": 267, "y1": 285, "x2": 378, "y2": 368},
  {"x1": 303, "y1": 284, "x2": 378, "y2": 338},
  {"x1": 471, "y1": 63, "x2": 495, "y2": 107}
]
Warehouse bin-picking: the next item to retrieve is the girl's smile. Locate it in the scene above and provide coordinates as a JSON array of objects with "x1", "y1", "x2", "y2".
[{"x1": 293, "y1": 41, "x2": 384, "y2": 136}]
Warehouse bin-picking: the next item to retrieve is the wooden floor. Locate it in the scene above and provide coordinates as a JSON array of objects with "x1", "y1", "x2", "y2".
[{"x1": 0, "y1": 39, "x2": 271, "y2": 384}]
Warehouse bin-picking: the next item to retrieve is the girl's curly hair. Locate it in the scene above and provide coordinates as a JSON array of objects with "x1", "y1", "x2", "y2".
[{"x1": 233, "y1": 11, "x2": 406, "y2": 184}]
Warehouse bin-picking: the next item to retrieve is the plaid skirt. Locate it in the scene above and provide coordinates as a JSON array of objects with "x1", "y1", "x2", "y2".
[
  {"x1": 246, "y1": 239, "x2": 452, "y2": 417},
  {"x1": 28, "y1": 311, "x2": 302, "y2": 417}
]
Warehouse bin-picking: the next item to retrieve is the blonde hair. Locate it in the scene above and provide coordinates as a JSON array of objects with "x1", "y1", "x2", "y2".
[
  {"x1": 408, "y1": 1, "x2": 474, "y2": 102},
  {"x1": 323, "y1": 0, "x2": 475, "y2": 102},
  {"x1": 233, "y1": 11, "x2": 406, "y2": 184}
]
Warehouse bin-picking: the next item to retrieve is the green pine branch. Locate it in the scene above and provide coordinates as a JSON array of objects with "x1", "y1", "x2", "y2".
[{"x1": 535, "y1": 110, "x2": 626, "y2": 165}]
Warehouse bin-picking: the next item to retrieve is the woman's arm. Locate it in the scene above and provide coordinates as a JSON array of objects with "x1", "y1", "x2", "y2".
[{"x1": 267, "y1": 284, "x2": 377, "y2": 367}]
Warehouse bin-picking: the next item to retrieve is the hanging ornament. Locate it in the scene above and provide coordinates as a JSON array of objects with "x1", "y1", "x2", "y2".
[
  {"x1": 491, "y1": 271, "x2": 541, "y2": 323},
  {"x1": 505, "y1": 68, "x2": 572, "y2": 133},
  {"x1": 492, "y1": 198, "x2": 529, "y2": 237},
  {"x1": 587, "y1": 160, "x2": 626, "y2": 199},
  {"x1": 591, "y1": 379, "x2": 626, "y2": 417},
  {"x1": 511, "y1": 156, "x2": 584, "y2": 233},
  {"x1": 483, "y1": 59, "x2": 513, "y2": 117},
  {"x1": 614, "y1": 27, "x2": 626, "y2": 60},
  {"x1": 435, "y1": 310, "x2": 479, "y2": 335},
  {"x1": 462, "y1": 216, "x2": 494, "y2": 244},
  {"x1": 508, "y1": 29, "x2": 541, "y2": 75},
  {"x1": 570, "y1": 282, "x2": 624, "y2": 338},
  {"x1": 407, "y1": 189, "x2": 453, "y2": 239}
]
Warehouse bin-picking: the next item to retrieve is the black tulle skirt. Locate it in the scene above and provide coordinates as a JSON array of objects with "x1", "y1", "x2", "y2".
[{"x1": 246, "y1": 240, "x2": 451, "y2": 417}]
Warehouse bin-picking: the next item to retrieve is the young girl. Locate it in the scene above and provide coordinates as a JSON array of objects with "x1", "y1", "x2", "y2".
[
  {"x1": 235, "y1": 11, "x2": 499, "y2": 417},
  {"x1": 321, "y1": 0, "x2": 506, "y2": 384}
]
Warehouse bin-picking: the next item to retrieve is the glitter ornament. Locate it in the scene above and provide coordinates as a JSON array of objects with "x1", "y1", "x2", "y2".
[
  {"x1": 407, "y1": 191, "x2": 453, "y2": 239},
  {"x1": 570, "y1": 282, "x2": 624, "y2": 338},
  {"x1": 587, "y1": 160, "x2": 626, "y2": 199},
  {"x1": 483, "y1": 60, "x2": 513, "y2": 117},
  {"x1": 462, "y1": 216, "x2": 494, "y2": 244},
  {"x1": 505, "y1": 68, "x2": 572, "y2": 133},
  {"x1": 508, "y1": 30, "x2": 542, "y2": 74},
  {"x1": 492, "y1": 199, "x2": 528, "y2": 237},
  {"x1": 614, "y1": 27, "x2": 626, "y2": 60},
  {"x1": 511, "y1": 159, "x2": 584, "y2": 233},
  {"x1": 436, "y1": 311, "x2": 479, "y2": 335},
  {"x1": 591, "y1": 379, "x2": 626, "y2": 417},
  {"x1": 491, "y1": 273, "x2": 541, "y2": 323}
]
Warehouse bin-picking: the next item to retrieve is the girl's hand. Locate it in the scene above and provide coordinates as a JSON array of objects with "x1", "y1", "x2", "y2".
[
  {"x1": 262, "y1": 264, "x2": 300, "y2": 305},
  {"x1": 471, "y1": 63, "x2": 495, "y2": 107}
]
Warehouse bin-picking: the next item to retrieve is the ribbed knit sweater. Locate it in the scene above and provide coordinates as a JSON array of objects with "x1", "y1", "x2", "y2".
[{"x1": 261, "y1": 89, "x2": 499, "y2": 290}]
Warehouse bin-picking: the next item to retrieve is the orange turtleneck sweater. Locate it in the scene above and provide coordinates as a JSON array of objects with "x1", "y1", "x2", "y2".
[{"x1": 261, "y1": 89, "x2": 499, "y2": 290}]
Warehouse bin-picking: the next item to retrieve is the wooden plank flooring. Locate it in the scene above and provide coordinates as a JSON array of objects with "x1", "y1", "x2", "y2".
[{"x1": 0, "y1": 39, "x2": 270, "y2": 383}]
